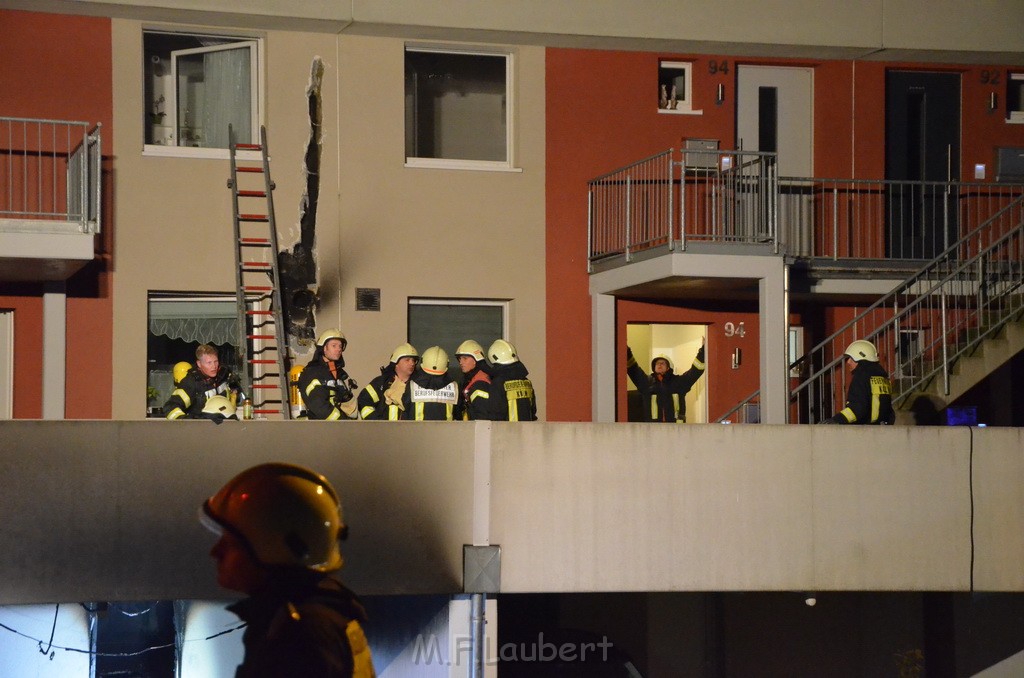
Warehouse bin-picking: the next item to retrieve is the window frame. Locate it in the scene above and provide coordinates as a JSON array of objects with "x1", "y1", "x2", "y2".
[
  {"x1": 406, "y1": 298, "x2": 511, "y2": 357},
  {"x1": 404, "y1": 44, "x2": 520, "y2": 173},
  {"x1": 142, "y1": 28, "x2": 265, "y2": 160},
  {"x1": 658, "y1": 60, "x2": 702, "y2": 116},
  {"x1": 1008, "y1": 72, "x2": 1024, "y2": 124}
]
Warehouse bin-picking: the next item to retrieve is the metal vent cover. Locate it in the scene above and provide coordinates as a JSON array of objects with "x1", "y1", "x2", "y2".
[{"x1": 355, "y1": 288, "x2": 381, "y2": 311}]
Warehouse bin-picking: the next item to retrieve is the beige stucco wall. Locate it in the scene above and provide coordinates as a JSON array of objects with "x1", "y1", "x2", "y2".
[
  {"x1": 110, "y1": 21, "x2": 546, "y2": 418},
  {"x1": 1, "y1": 422, "x2": 1021, "y2": 604}
]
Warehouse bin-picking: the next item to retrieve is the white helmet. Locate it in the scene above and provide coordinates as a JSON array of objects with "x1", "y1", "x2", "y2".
[
  {"x1": 845, "y1": 339, "x2": 879, "y2": 362},
  {"x1": 487, "y1": 339, "x2": 520, "y2": 365},
  {"x1": 455, "y1": 340, "x2": 486, "y2": 362},
  {"x1": 420, "y1": 346, "x2": 449, "y2": 375},
  {"x1": 390, "y1": 342, "x2": 419, "y2": 364},
  {"x1": 316, "y1": 328, "x2": 347, "y2": 351},
  {"x1": 200, "y1": 463, "x2": 346, "y2": 572},
  {"x1": 201, "y1": 395, "x2": 237, "y2": 419},
  {"x1": 651, "y1": 355, "x2": 674, "y2": 371}
]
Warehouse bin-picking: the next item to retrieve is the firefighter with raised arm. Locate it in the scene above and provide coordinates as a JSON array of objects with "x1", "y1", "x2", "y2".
[{"x1": 626, "y1": 339, "x2": 706, "y2": 423}]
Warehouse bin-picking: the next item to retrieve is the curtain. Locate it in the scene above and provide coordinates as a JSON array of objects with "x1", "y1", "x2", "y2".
[
  {"x1": 149, "y1": 300, "x2": 237, "y2": 345},
  {"x1": 199, "y1": 45, "x2": 251, "y2": 148}
]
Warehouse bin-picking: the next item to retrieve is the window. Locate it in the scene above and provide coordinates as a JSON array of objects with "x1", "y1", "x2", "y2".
[
  {"x1": 1008, "y1": 72, "x2": 1024, "y2": 123},
  {"x1": 144, "y1": 30, "x2": 261, "y2": 153},
  {"x1": 407, "y1": 299, "x2": 508, "y2": 363},
  {"x1": 404, "y1": 47, "x2": 515, "y2": 170},
  {"x1": 658, "y1": 61, "x2": 700, "y2": 115}
]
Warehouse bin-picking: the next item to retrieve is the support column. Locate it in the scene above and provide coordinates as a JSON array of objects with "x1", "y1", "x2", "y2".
[
  {"x1": 42, "y1": 281, "x2": 67, "y2": 420},
  {"x1": 759, "y1": 261, "x2": 788, "y2": 424},
  {"x1": 592, "y1": 292, "x2": 616, "y2": 422}
]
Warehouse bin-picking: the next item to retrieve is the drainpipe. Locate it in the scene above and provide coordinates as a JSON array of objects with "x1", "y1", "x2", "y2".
[{"x1": 469, "y1": 593, "x2": 486, "y2": 678}]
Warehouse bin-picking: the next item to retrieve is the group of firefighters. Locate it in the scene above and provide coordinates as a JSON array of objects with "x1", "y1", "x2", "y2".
[
  {"x1": 164, "y1": 331, "x2": 894, "y2": 426},
  {"x1": 163, "y1": 329, "x2": 538, "y2": 422}
]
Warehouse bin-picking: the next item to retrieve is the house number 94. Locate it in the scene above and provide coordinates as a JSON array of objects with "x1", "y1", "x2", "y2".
[{"x1": 724, "y1": 321, "x2": 745, "y2": 338}]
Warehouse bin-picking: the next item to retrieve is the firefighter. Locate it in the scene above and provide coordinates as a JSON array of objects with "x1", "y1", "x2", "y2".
[
  {"x1": 626, "y1": 339, "x2": 706, "y2": 423},
  {"x1": 824, "y1": 339, "x2": 895, "y2": 425},
  {"x1": 485, "y1": 339, "x2": 537, "y2": 421},
  {"x1": 357, "y1": 343, "x2": 419, "y2": 420},
  {"x1": 407, "y1": 346, "x2": 463, "y2": 420},
  {"x1": 455, "y1": 340, "x2": 491, "y2": 420},
  {"x1": 173, "y1": 361, "x2": 193, "y2": 385},
  {"x1": 298, "y1": 328, "x2": 358, "y2": 420},
  {"x1": 200, "y1": 462, "x2": 375, "y2": 677},
  {"x1": 164, "y1": 344, "x2": 244, "y2": 419}
]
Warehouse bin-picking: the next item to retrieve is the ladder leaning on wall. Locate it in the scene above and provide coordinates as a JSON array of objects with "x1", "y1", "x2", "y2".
[{"x1": 227, "y1": 124, "x2": 291, "y2": 419}]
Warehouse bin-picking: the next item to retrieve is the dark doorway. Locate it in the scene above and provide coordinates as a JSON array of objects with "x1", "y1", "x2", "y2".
[{"x1": 885, "y1": 71, "x2": 961, "y2": 259}]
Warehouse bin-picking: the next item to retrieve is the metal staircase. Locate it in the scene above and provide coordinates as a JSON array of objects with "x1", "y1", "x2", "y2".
[
  {"x1": 720, "y1": 192, "x2": 1024, "y2": 423},
  {"x1": 227, "y1": 125, "x2": 291, "y2": 419}
]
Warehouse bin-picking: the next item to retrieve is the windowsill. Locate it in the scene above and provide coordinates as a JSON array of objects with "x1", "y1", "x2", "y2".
[
  {"x1": 142, "y1": 144, "x2": 263, "y2": 161},
  {"x1": 1007, "y1": 114, "x2": 1024, "y2": 124},
  {"x1": 404, "y1": 157, "x2": 523, "y2": 173},
  {"x1": 657, "y1": 108, "x2": 703, "y2": 116}
]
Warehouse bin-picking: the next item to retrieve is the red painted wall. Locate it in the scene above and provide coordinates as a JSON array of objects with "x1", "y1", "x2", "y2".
[
  {"x1": 0, "y1": 10, "x2": 113, "y2": 419},
  {"x1": 546, "y1": 48, "x2": 1024, "y2": 422}
]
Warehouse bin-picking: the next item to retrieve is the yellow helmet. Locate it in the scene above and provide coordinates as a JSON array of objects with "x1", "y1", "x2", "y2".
[
  {"x1": 487, "y1": 339, "x2": 519, "y2": 365},
  {"x1": 200, "y1": 462, "x2": 346, "y2": 572},
  {"x1": 420, "y1": 346, "x2": 449, "y2": 375},
  {"x1": 173, "y1": 361, "x2": 192, "y2": 385},
  {"x1": 316, "y1": 328, "x2": 347, "y2": 351},
  {"x1": 390, "y1": 342, "x2": 419, "y2": 364},
  {"x1": 455, "y1": 340, "x2": 485, "y2": 362},
  {"x1": 845, "y1": 339, "x2": 879, "y2": 362}
]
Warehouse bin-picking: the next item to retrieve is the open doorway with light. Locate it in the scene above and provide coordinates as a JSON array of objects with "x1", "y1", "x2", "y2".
[{"x1": 626, "y1": 323, "x2": 708, "y2": 423}]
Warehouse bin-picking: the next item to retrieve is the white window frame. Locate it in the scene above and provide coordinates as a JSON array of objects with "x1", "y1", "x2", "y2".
[
  {"x1": 658, "y1": 60, "x2": 701, "y2": 116},
  {"x1": 404, "y1": 45, "x2": 521, "y2": 173},
  {"x1": 1008, "y1": 72, "x2": 1024, "y2": 124},
  {"x1": 142, "y1": 29, "x2": 265, "y2": 160}
]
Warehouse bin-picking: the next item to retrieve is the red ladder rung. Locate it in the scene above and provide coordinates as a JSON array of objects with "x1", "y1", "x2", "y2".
[
  {"x1": 238, "y1": 214, "x2": 269, "y2": 221},
  {"x1": 247, "y1": 334, "x2": 276, "y2": 340},
  {"x1": 239, "y1": 238, "x2": 271, "y2": 244},
  {"x1": 249, "y1": 359, "x2": 277, "y2": 364},
  {"x1": 237, "y1": 190, "x2": 266, "y2": 198},
  {"x1": 253, "y1": 409, "x2": 282, "y2": 415},
  {"x1": 246, "y1": 310, "x2": 273, "y2": 315},
  {"x1": 241, "y1": 261, "x2": 272, "y2": 267},
  {"x1": 251, "y1": 384, "x2": 278, "y2": 389},
  {"x1": 243, "y1": 286, "x2": 273, "y2": 291},
  {"x1": 235, "y1": 143, "x2": 261, "y2": 150},
  {"x1": 236, "y1": 166, "x2": 263, "y2": 173}
]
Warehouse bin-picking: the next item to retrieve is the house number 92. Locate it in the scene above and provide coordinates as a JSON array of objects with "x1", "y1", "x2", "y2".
[{"x1": 724, "y1": 321, "x2": 745, "y2": 338}]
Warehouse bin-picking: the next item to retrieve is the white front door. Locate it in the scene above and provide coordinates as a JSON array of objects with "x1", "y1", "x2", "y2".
[{"x1": 737, "y1": 65, "x2": 814, "y2": 176}]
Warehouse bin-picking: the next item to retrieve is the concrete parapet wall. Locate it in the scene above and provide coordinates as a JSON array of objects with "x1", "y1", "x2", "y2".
[{"x1": 0, "y1": 421, "x2": 1021, "y2": 605}]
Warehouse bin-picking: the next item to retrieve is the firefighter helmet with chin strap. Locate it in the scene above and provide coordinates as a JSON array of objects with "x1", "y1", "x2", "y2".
[
  {"x1": 200, "y1": 462, "x2": 346, "y2": 572},
  {"x1": 420, "y1": 346, "x2": 449, "y2": 375},
  {"x1": 389, "y1": 343, "x2": 419, "y2": 364},
  {"x1": 845, "y1": 339, "x2": 879, "y2": 362},
  {"x1": 316, "y1": 328, "x2": 347, "y2": 351},
  {"x1": 455, "y1": 340, "x2": 486, "y2": 362},
  {"x1": 201, "y1": 395, "x2": 237, "y2": 419},
  {"x1": 487, "y1": 339, "x2": 520, "y2": 365}
]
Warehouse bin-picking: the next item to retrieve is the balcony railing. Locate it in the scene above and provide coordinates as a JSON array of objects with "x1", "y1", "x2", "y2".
[
  {"x1": 0, "y1": 116, "x2": 102, "y2": 234},
  {"x1": 587, "y1": 148, "x2": 1024, "y2": 267},
  {"x1": 718, "y1": 193, "x2": 1024, "y2": 423}
]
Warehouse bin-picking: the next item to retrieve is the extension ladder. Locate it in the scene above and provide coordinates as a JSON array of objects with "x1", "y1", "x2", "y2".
[{"x1": 227, "y1": 125, "x2": 291, "y2": 419}]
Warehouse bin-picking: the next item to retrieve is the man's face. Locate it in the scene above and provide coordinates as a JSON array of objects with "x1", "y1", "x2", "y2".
[
  {"x1": 845, "y1": 356, "x2": 857, "y2": 373},
  {"x1": 458, "y1": 355, "x2": 477, "y2": 374},
  {"x1": 653, "y1": 358, "x2": 670, "y2": 375},
  {"x1": 395, "y1": 356, "x2": 417, "y2": 380},
  {"x1": 209, "y1": 530, "x2": 267, "y2": 594},
  {"x1": 323, "y1": 338, "x2": 344, "y2": 362},
  {"x1": 197, "y1": 353, "x2": 220, "y2": 378}
]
